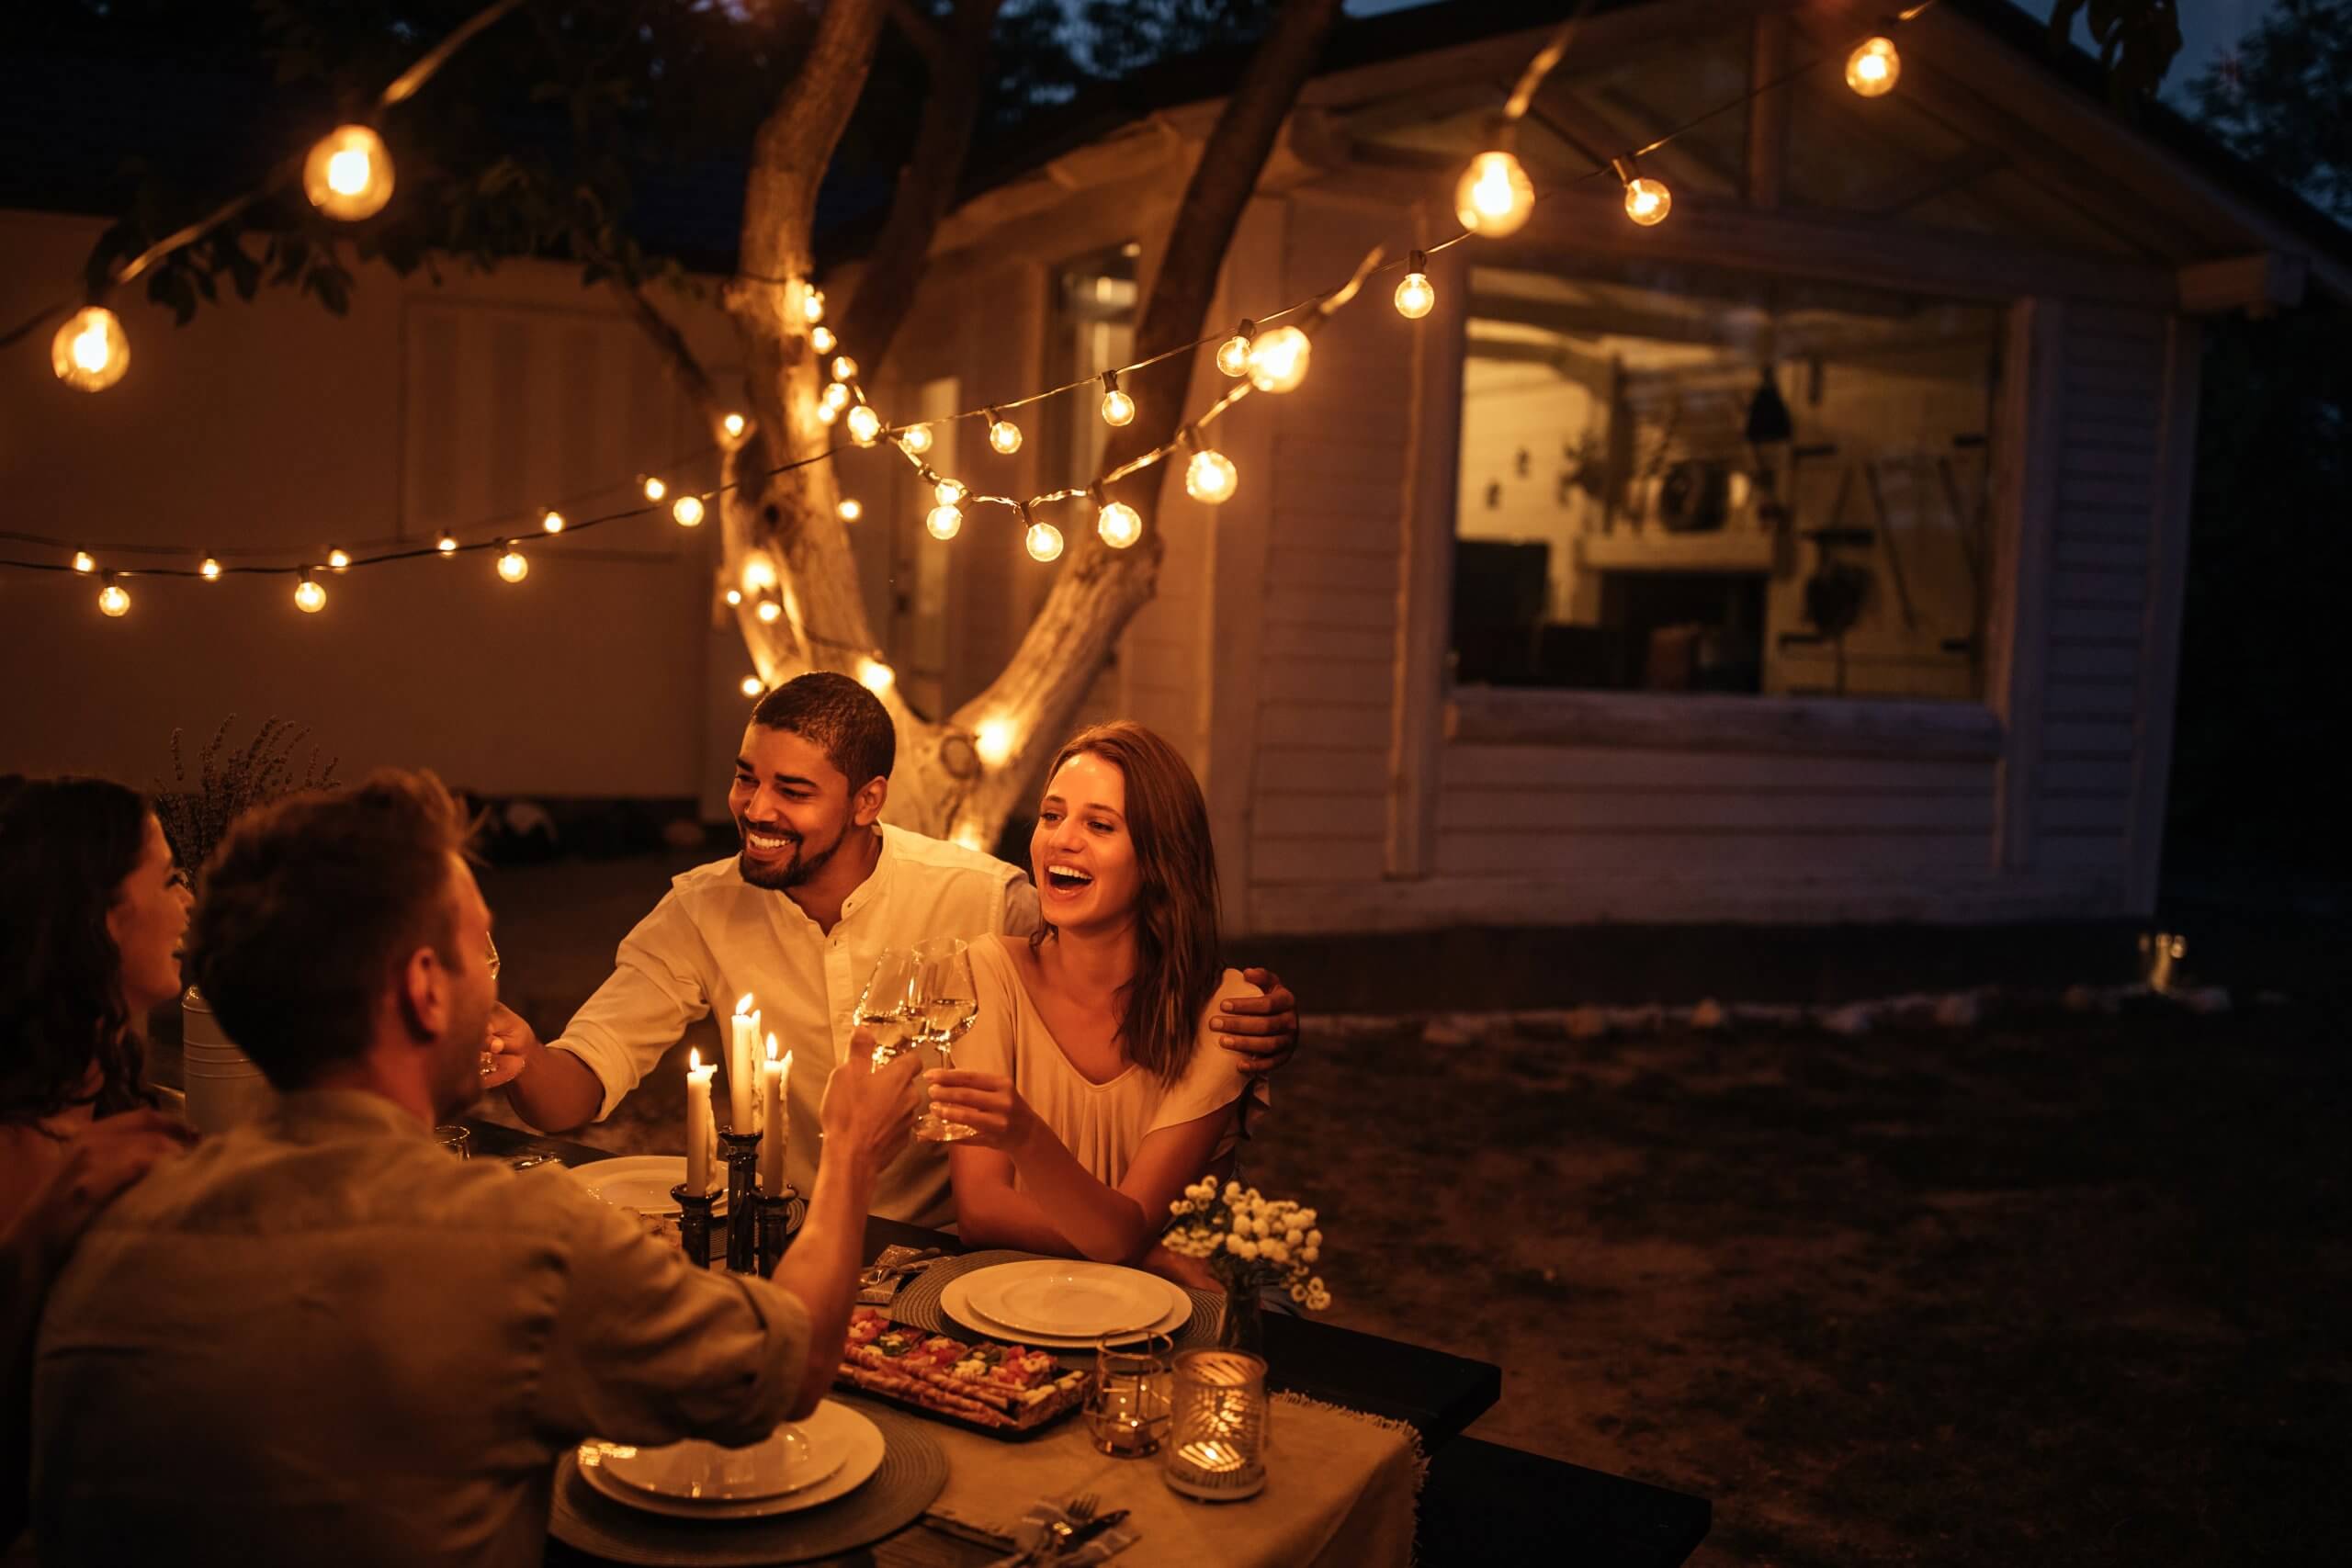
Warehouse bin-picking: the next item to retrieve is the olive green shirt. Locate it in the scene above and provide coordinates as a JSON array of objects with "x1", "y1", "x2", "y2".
[{"x1": 31, "y1": 1089, "x2": 808, "y2": 1567}]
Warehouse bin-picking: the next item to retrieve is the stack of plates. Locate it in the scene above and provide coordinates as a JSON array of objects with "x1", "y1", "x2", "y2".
[
  {"x1": 575, "y1": 1399, "x2": 884, "y2": 1520},
  {"x1": 566, "y1": 1156, "x2": 727, "y2": 1216},
  {"x1": 943, "y1": 1259, "x2": 1193, "y2": 1348}
]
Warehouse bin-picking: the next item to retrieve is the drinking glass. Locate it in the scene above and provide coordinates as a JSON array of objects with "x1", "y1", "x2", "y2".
[
  {"x1": 432, "y1": 1124, "x2": 471, "y2": 1159},
  {"x1": 478, "y1": 934, "x2": 504, "y2": 1077},
  {"x1": 912, "y1": 939, "x2": 979, "y2": 1142},
  {"x1": 857, "y1": 948, "x2": 922, "y2": 1068},
  {"x1": 1088, "y1": 1332, "x2": 1173, "y2": 1457}
]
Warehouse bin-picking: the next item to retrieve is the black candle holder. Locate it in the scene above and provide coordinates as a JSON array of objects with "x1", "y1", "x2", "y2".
[
  {"x1": 720, "y1": 1130, "x2": 761, "y2": 1273},
  {"x1": 756, "y1": 1189, "x2": 805, "y2": 1278},
  {"x1": 669, "y1": 1182, "x2": 716, "y2": 1268}
]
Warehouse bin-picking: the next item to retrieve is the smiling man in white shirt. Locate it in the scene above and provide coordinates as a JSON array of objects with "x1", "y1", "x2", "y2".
[{"x1": 488, "y1": 673, "x2": 1297, "y2": 1226}]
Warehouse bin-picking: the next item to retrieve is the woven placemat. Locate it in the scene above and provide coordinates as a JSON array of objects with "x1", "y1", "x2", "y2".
[
  {"x1": 547, "y1": 1398, "x2": 944, "y2": 1567},
  {"x1": 893, "y1": 1249, "x2": 1227, "y2": 1356}
]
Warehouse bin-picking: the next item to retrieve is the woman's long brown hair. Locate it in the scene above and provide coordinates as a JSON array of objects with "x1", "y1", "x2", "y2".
[{"x1": 1033, "y1": 723, "x2": 1220, "y2": 1087}]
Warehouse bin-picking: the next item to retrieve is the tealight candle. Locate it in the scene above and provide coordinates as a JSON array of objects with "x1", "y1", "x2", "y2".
[{"x1": 1162, "y1": 1349, "x2": 1268, "y2": 1500}]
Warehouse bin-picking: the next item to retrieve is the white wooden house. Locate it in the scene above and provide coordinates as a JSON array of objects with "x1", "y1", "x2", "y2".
[{"x1": 856, "y1": 0, "x2": 2352, "y2": 934}]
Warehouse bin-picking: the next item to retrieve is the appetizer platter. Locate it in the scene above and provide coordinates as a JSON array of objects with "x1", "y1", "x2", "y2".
[{"x1": 836, "y1": 1307, "x2": 1091, "y2": 1441}]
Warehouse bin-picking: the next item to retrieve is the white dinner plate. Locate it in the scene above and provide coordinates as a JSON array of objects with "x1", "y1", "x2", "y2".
[
  {"x1": 575, "y1": 1400, "x2": 882, "y2": 1520},
  {"x1": 565, "y1": 1156, "x2": 726, "y2": 1216},
  {"x1": 963, "y1": 1260, "x2": 1170, "y2": 1338},
  {"x1": 595, "y1": 1404, "x2": 849, "y2": 1501},
  {"x1": 941, "y1": 1270, "x2": 1192, "y2": 1348}
]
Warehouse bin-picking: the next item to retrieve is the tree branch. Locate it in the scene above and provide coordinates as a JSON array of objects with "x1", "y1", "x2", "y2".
[
  {"x1": 605, "y1": 276, "x2": 724, "y2": 434},
  {"x1": 888, "y1": 0, "x2": 950, "y2": 70}
]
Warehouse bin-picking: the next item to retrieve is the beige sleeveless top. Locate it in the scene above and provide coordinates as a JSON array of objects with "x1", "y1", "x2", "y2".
[{"x1": 958, "y1": 934, "x2": 1266, "y2": 1190}]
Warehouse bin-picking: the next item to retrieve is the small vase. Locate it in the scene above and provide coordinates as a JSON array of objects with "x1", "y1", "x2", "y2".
[{"x1": 1216, "y1": 1280, "x2": 1265, "y2": 1356}]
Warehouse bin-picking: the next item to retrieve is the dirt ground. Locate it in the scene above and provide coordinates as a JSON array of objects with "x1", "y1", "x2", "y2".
[{"x1": 475, "y1": 851, "x2": 2348, "y2": 1566}]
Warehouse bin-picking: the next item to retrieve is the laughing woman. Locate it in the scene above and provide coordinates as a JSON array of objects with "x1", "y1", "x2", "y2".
[{"x1": 929, "y1": 724, "x2": 1263, "y2": 1280}]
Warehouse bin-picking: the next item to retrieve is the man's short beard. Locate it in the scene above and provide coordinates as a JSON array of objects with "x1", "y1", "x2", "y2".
[{"x1": 737, "y1": 822, "x2": 845, "y2": 891}]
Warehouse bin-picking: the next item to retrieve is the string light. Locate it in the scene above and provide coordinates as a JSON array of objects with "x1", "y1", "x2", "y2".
[
  {"x1": 73, "y1": 552, "x2": 95, "y2": 574},
  {"x1": 837, "y1": 499, "x2": 863, "y2": 523},
  {"x1": 855, "y1": 656, "x2": 895, "y2": 694},
  {"x1": 810, "y1": 326, "x2": 836, "y2": 355},
  {"x1": 51, "y1": 306, "x2": 130, "y2": 392},
  {"x1": 743, "y1": 557, "x2": 777, "y2": 592},
  {"x1": 1847, "y1": 37, "x2": 1900, "y2": 96},
  {"x1": 294, "y1": 576, "x2": 326, "y2": 614},
  {"x1": 199, "y1": 556, "x2": 222, "y2": 580},
  {"x1": 496, "y1": 544, "x2": 528, "y2": 582},
  {"x1": 934, "y1": 477, "x2": 967, "y2": 507},
  {"x1": 1183, "y1": 430, "x2": 1238, "y2": 505},
  {"x1": 97, "y1": 581, "x2": 130, "y2": 617},
  {"x1": 1096, "y1": 494, "x2": 1142, "y2": 549},
  {"x1": 1100, "y1": 370, "x2": 1135, "y2": 427},
  {"x1": 436, "y1": 533, "x2": 458, "y2": 555},
  {"x1": 846, "y1": 403, "x2": 882, "y2": 446},
  {"x1": 327, "y1": 549, "x2": 352, "y2": 573},
  {"x1": 1023, "y1": 514, "x2": 1065, "y2": 563},
  {"x1": 740, "y1": 674, "x2": 763, "y2": 698},
  {"x1": 987, "y1": 410, "x2": 1023, "y2": 455},
  {"x1": 673, "y1": 495, "x2": 705, "y2": 526},
  {"x1": 803, "y1": 287, "x2": 825, "y2": 325},
  {"x1": 725, "y1": 588, "x2": 743, "y2": 606},
  {"x1": 541, "y1": 509, "x2": 566, "y2": 534},
  {"x1": 1455, "y1": 148, "x2": 1535, "y2": 236},
  {"x1": 974, "y1": 718, "x2": 1016, "y2": 768},
  {"x1": 642, "y1": 476, "x2": 667, "y2": 502},
  {"x1": 1396, "y1": 251, "x2": 1435, "y2": 319},
  {"x1": 899, "y1": 423, "x2": 933, "y2": 456},
  {"x1": 926, "y1": 504, "x2": 964, "y2": 541},
  {"x1": 755, "y1": 599, "x2": 782, "y2": 624},
  {"x1": 302, "y1": 124, "x2": 394, "y2": 221},
  {"x1": 1245, "y1": 325, "x2": 1311, "y2": 393},
  {"x1": 722, "y1": 412, "x2": 746, "y2": 439},
  {"x1": 818, "y1": 401, "x2": 839, "y2": 425},
  {"x1": 1614, "y1": 157, "x2": 1671, "y2": 225},
  {"x1": 1215, "y1": 321, "x2": 1255, "y2": 378},
  {"x1": 821, "y1": 381, "x2": 852, "y2": 412},
  {"x1": 831, "y1": 355, "x2": 857, "y2": 383}
]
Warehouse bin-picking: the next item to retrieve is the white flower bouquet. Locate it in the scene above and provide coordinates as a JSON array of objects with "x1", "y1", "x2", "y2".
[{"x1": 1164, "y1": 1179, "x2": 1331, "y2": 1312}]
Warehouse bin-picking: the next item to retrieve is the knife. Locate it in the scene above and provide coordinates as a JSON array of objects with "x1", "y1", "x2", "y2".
[{"x1": 1053, "y1": 1508, "x2": 1130, "y2": 1554}]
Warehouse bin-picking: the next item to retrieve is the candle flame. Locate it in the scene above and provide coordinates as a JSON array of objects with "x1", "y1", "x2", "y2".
[
  {"x1": 766, "y1": 1034, "x2": 779, "y2": 1063},
  {"x1": 690, "y1": 1047, "x2": 702, "y2": 1070},
  {"x1": 734, "y1": 992, "x2": 755, "y2": 1016}
]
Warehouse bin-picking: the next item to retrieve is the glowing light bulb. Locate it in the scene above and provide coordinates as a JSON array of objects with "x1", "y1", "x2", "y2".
[
  {"x1": 817, "y1": 401, "x2": 839, "y2": 425},
  {"x1": 831, "y1": 355, "x2": 858, "y2": 383},
  {"x1": 989, "y1": 416, "x2": 1023, "y2": 455},
  {"x1": 1847, "y1": 37, "x2": 1900, "y2": 96},
  {"x1": 327, "y1": 549, "x2": 352, "y2": 573},
  {"x1": 1395, "y1": 253, "x2": 1435, "y2": 320},
  {"x1": 1623, "y1": 176, "x2": 1671, "y2": 226},
  {"x1": 673, "y1": 495, "x2": 706, "y2": 527},
  {"x1": 98, "y1": 582, "x2": 130, "y2": 617},
  {"x1": 810, "y1": 326, "x2": 836, "y2": 355},
  {"x1": 741, "y1": 675, "x2": 763, "y2": 698},
  {"x1": 303, "y1": 124, "x2": 394, "y2": 220},
  {"x1": 436, "y1": 534, "x2": 458, "y2": 555},
  {"x1": 1454, "y1": 149, "x2": 1534, "y2": 236},
  {"x1": 497, "y1": 547, "x2": 528, "y2": 582},
  {"x1": 1024, "y1": 520, "x2": 1065, "y2": 562},
  {"x1": 756, "y1": 599, "x2": 783, "y2": 624},
  {"x1": 722, "y1": 412, "x2": 745, "y2": 439},
  {"x1": 934, "y1": 478, "x2": 967, "y2": 507},
  {"x1": 72, "y1": 551, "x2": 95, "y2": 574},
  {"x1": 199, "y1": 557, "x2": 222, "y2": 580},
  {"x1": 51, "y1": 307, "x2": 128, "y2": 391},
  {"x1": 725, "y1": 588, "x2": 743, "y2": 606},
  {"x1": 803, "y1": 287, "x2": 825, "y2": 324},
  {"x1": 1215, "y1": 330, "x2": 1252, "y2": 378},
  {"x1": 899, "y1": 423, "x2": 933, "y2": 456},
  {"x1": 1100, "y1": 371, "x2": 1134, "y2": 427},
  {"x1": 974, "y1": 718, "x2": 1016, "y2": 768},
  {"x1": 642, "y1": 476, "x2": 667, "y2": 502},
  {"x1": 1185, "y1": 447, "x2": 1238, "y2": 505},
  {"x1": 926, "y1": 504, "x2": 964, "y2": 541},
  {"x1": 295, "y1": 578, "x2": 326, "y2": 614},
  {"x1": 541, "y1": 510, "x2": 566, "y2": 534},
  {"x1": 846, "y1": 404, "x2": 882, "y2": 446},
  {"x1": 837, "y1": 499, "x2": 863, "y2": 523},
  {"x1": 855, "y1": 657, "x2": 895, "y2": 694},
  {"x1": 1097, "y1": 501, "x2": 1142, "y2": 549},
  {"x1": 1245, "y1": 325, "x2": 1311, "y2": 393},
  {"x1": 821, "y1": 381, "x2": 851, "y2": 412},
  {"x1": 743, "y1": 558, "x2": 777, "y2": 592}
]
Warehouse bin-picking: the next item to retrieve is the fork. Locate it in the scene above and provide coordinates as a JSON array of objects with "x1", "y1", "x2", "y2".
[{"x1": 1041, "y1": 1495, "x2": 1098, "y2": 1557}]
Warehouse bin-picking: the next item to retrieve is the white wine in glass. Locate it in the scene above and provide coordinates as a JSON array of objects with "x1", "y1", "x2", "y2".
[
  {"x1": 914, "y1": 940, "x2": 980, "y2": 1142},
  {"x1": 858, "y1": 948, "x2": 922, "y2": 1067}
]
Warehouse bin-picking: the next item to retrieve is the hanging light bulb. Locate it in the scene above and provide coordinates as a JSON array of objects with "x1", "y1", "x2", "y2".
[
  {"x1": 837, "y1": 499, "x2": 863, "y2": 523},
  {"x1": 1846, "y1": 36, "x2": 1901, "y2": 96},
  {"x1": 496, "y1": 545, "x2": 528, "y2": 582},
  {"x1": 1183, "y1": 432, "x2": 1238, "y2": 505},
  {"x1": 1246, "y1": 324, "x2": 1311, "y2": 393},
  {"x1": 1396, "y1": 250, "x2": 1436, "y2": 319},
  {"x1": 302, "y1": 124, "x2": 394, "y2": 220},
  {"x1": 722, "y1": 412, "x2": 746, "y2": 439},
  {"x1": 926, "y1": 503, "x2": 964, "y2": 541},
  {"x1": 974, "y1": 717, "x2": 1016, "y2": 769},
  {"x1": 673, "y1": 495, "x2": 706, "y2": 527},
  {"x1": 72, "y1": 551, "x2": 96, "y2": 574},
  {"x1": 1215, "y1": 321, "x2": 1255, "y2": 378},
  {"x1": 831, "y1": 355, "x2": 858, "y2": 383},
  {"x1": 743, "y1": 557, "x2": 777, "y2": 592},
  {"x1": 1614, "y1": 158, "x2": 1671, "y2": 226},
  {"x1": 725, "y1": 588, "x2": 743, "y2": 606},
  {"x1": 934, "y1": 477, "x2": 967, "y2": 507},
  {"x1": 817, "y1": 401, "x2": 839, "y2": 425},
  {"x1": 294, "y1": 576, "x2": 326, "y2": 614},
  {"x1": 1100, "y1": 370, "x2": 1135, "y2": 427},
  {"x1": 855, "y1": 656, "x2": 895, "y2": 694},
  {"x1": 327, "y1": 548, "x2": 352, "y2": 573},
  {"x1": 755, "y1": 599, "x2": 783, "y2": 624},
  {"x1": 1455, "y1": 148, "x2": 1535, "y2": 236},
  {"x1": 1023, "y1": 516, "x2": 1065, "y2": 563},
  {"x1": 199, "y1": 556, "x2": 223, "y2": 581},
  {"x1": 436, "y1": 533, "x2": 458, "y2": 555},
  {"x1": 740, "y1": 674, "x2": 763, "y2": 698},
  {"x1": 821, "y1": 381, "x2": 852, "y2": 413},
  {"x1": 846, "y1": 404, "x2": 882, "y2": 446},
  {"x1": 51, "y1": 306, "x2": 129, "y2": 392},
  {"x1": 988, "y1": 410, "x2": 1022, "y2": 455},
  {"x1": 810, "y1": 325, "x2": 836, "y2": 355},
  {"x1": 541, "y1": 509, "x2": 566, "y2": 534},
  {"x1": 803, "y1": 286, "x2": 825, "y2": 325},
  {"x1": 642, "y1": 475, "x2": 667, "y2": 502},
  {"x1": 97, "y1": 581, "x2": 130, "y2": 617},
  {"x1": 1096, "y1": 495, "x2": 1142, "y2": 549},
  {"x1": 899, "y1": 423, "x2": 933, "y2": 456}
]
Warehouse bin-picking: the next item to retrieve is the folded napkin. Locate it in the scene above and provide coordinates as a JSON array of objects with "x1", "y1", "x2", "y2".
[
  {"x1": 979, "y1": 1497, "x2": 1136, "y2": 1567},
  {"x1": 858, "y1": 1246, "x2": 944, "y2": 1307}
]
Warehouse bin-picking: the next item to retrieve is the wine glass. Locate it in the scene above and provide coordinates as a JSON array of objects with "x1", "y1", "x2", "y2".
[
  {"x1": 912, "y1": 939, "x2": 979, "y2": 1142},
  {"x1": 856, "y1": 948, "x2": 922, "y2": 1068},
  {"x1": 478, "y1": 934, "x2": 504, "y2": 1077}
]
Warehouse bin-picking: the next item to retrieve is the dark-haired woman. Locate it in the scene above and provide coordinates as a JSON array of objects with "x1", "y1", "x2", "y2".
[
  {"x1": 930, "y1": 724, "x2": 1263, "y2": 1275},
  {"x1": 0, "y1": 776, "x2": 197, "y2": 1545}
]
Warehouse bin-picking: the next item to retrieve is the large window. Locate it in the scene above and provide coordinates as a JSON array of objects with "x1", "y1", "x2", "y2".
[{"x1": 1453, "y1": 262, "x2": 2000, "y2": 702}]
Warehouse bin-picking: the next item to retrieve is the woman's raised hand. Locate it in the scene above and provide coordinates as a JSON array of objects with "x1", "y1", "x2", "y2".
[{"x1": 921, "y1": 1069, "x2": 1038, "y2": 1154}]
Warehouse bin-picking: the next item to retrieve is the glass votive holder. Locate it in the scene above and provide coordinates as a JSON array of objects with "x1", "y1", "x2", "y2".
[
  {"x1": 432, "y1": 1124, "x2": 471, "y2": 1159},
  {"x1": 1161, "y1": 1348, "x2": 1267, "y2": 1501},
  {"x1": 1087, "y1": 1332, "x2": 1172, "y2": 1458}
]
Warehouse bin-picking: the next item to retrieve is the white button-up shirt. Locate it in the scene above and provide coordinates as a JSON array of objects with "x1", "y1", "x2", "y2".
[{"x1": 552, "y1": 824, "x2": 1038, "y2": 1225}]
